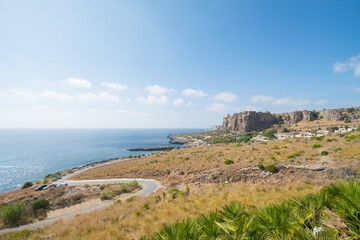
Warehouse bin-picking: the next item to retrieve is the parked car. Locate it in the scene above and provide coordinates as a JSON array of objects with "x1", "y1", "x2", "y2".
[
  {"x1": 43, "y1": 184, "x2": 57, "y2": 190},
  {"x1": 56, "y1": 183, "x2": 68, "y2": 188},
  {"x1": 35, "y1": 185, "x2": 47, "y2": 191}
]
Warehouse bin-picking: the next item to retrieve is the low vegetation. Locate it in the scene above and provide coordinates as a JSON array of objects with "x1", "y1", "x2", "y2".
[
  {"x1": 21, "y1": 182, "x2": 33, "y2": 189},
  {"x1": 149, "y1": 180, "x2": 360, "y2": 239},
  {"x1": 2, "y1": 183, "x2": 316, "y2": 239},
  {"x1": 0, "y1": 202, "x2": 26, "y2": 227}
]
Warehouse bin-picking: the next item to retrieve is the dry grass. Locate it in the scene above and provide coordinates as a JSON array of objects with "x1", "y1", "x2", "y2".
[
  {"x1": 1, "y1": 182, "x2": 317, "y2": 240},
  {"x1": 71, "y1": 130, "x2": 360, "y2": 185}
]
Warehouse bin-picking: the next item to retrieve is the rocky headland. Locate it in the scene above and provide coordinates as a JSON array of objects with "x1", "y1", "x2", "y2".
[{"x1": 222, "y1": 107, "x2": 360, "y2": 132}]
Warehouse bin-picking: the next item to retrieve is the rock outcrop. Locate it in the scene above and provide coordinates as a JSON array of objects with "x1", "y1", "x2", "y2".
[
  {"x1": 222, "y1": 107, "x2": 360, "y2": 132},
  {"x1": 222, "y1": 111, "x2": 277, "y2": 132}
]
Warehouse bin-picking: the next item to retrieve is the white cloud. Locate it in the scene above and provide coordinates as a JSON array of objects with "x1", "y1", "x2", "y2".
[
  {"x1": 101, "y1": 82, "x2": 128, "y2": 91},
  {"x1": 233, "y1": 105, "x2": 262, "y2": 112},
  {"x1": 251, "y1": 95, "x2": 275, "y2": 103},
  {"x1": 12, "y1": 90, "x2": 37, "y2": 99},
  {"x1": 136, "y1": 95, "x2": 169, "y2": 105},
  {"x1": 126, "y1": 97, "x2": 131, "y2": 102},
  {"x1": 186, "y1": 102, "x2": 193, "y2": 106},
  {"x1": 67, "y1": 78, "x2": 92, "y2": 88},
  {"x1": 145, "y1": 85, "x2": 173, "y2": 95},
  {"x1": 273, "y1": 98, "x2": 293, "y2": 105},
  {"x1": 34, "y1": 106, "x2": 50, "y2": 111},
  {"x1": 251, "y1": 95, "x2": 310, "y2": 106},
  {"x1": 77, "y1": 92, "x2": 119, "y2": 102},
  {"x1": 116, "y1": 109, "x2": 149, "y2": 116},
  {"x1": 40, "y1": 91, "x2": 75, "y2": 100},
  {"x1": 205, "y1": 103, "x2": 228, "y2": 113},
  {"x1": 12, "y1": 89, "x2": 75, "y2": 101},
  {"x1": 213, "y1": 92, "x2": 237, "y2": 102},
  {"x1": 173, "y1": 98, "x2": 184, "y2": 106},
  {"x1": 181, "y1": 89, "x2": 207, "y2": 98},
  {"x1": 315, "y1": 99, "x2": 328, "y2": 105},
  {"x1": 333, "y1": 53, "x2": 360, "y2": 77}
]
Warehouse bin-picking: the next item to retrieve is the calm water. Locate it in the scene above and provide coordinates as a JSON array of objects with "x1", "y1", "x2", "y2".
[{"x1": 0, "y1": 129, "x2": 203, "y2": 193}]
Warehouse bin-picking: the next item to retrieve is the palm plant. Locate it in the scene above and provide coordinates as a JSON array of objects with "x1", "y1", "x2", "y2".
[
  {"x1": 153, "y1": 218, "x2": 202, "y2": 240},
  {"x1": 290, "y1": 193, "x2": 326, "y2": 230},
  {"x1": 214, "y1": 203, "x2": 255, "y2": 239},
  {"x1": 254, "y1": 202, "x2": 299, "y2": 239},
  {"x1": 324, "y1": 181, "x2": 360, "y2": 238},
  {"x1": 197, "y1": 210, "x2": 222, "y2": 239}
]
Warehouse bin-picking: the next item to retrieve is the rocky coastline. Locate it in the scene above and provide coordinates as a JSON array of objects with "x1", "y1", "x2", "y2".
[
  {"x1": 128, "y1": 146, "x2": 180, "y2": 151},
  {"x1": 168, "y1": 134, "x2": 194, "y2": 148}
]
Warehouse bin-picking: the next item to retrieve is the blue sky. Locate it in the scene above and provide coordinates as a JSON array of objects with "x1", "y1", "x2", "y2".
[{"x1": 0, "y1": 0, "x2": 359, "y2": 128}]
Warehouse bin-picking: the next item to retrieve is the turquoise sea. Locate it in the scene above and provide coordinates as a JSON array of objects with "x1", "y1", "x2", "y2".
[{"x1": 0, "y1": 129, "x2": 203, "y2": 193}]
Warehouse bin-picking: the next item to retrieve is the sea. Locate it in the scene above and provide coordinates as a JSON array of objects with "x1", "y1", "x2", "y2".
[{"x1": 0, "y1": 128, "x2": 204, "y2": 193}]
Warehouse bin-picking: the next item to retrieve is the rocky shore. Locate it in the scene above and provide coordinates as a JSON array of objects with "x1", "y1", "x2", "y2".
[
  {"x1": 168, "y1": 134, "x2": 194, "y2": 148},
  {"x1": 128, "y1": 146, "x2": 180, "y2": 151}
]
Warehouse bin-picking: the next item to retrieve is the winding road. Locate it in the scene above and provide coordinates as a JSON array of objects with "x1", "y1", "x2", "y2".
[{"x1": 0, "y1": 159, "x2": 161, "y2": 235}]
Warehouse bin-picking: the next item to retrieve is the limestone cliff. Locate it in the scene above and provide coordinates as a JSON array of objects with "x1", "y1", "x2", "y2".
[{"x1": 222, "y1": 107, "x2": 360, "y2": 132}]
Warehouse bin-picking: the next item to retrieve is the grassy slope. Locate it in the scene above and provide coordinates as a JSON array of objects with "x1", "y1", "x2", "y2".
[
  {"x1": 1, "y1": 121, "x2": 359, "y2": 239},
  {"x1": 1, "y1": 183, "x2": 316, "y2": 240}
]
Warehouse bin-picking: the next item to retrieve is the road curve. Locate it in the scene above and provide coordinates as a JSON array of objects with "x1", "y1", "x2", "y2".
[{"x1": 0, "y1": 159, "x2": 161, "y2": 235}]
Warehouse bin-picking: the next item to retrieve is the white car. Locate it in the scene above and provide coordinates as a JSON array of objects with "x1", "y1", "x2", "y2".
[
  {"x1": 55, "y1": 183, "x2": 68, "y2": 188},
  {"x1": 43, "y1": 184, "x2": 57, "y2": 190}
]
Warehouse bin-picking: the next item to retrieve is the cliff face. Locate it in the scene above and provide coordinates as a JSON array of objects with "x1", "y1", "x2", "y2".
[
  {"x1": 222, "y1": 111, "x2": 277, "y2": 132},
  {"x1": 222, "y1": 107, "x2": 360, "y2": 132}
]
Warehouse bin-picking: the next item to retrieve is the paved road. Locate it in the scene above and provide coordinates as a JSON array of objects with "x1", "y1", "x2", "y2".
[{"x1": 0, "y1": 159, "x2": 161, "y2": 235}]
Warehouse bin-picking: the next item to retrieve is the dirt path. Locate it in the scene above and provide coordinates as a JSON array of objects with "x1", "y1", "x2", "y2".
[{"x1": 0, "y1": 159, "x2": 161, "y2": 235}]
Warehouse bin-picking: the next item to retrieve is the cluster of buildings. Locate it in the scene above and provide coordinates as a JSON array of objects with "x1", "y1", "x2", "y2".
[{"x1": 250, "y1": 127, "x2": 357, "y2": 142}]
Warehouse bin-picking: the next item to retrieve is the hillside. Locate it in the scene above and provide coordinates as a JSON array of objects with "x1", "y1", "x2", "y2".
[{"x1": 1, "y1": 117, "x2": 359, "y2": 239}]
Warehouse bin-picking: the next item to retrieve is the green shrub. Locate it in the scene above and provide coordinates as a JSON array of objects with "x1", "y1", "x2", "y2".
[
  {"x1": 21, "y1": 182, "x2": 33, "y2": 189},
  {"x1": 224, "y1": 159, "x2": 234, "y2": 165},
  {"x1": 143, "y1": 203, "x2": 149, "y2": 210},
  {"x1": 344, "y1": 135, "x2": 360, "y2": 141},
  {"x1": 344, "y1": 119, "x2": 351, "y2": 123},
  {"x1": 0, "y1": 202, "x2": 27, "y2": 227},
  {"x1": 282, "y1": 128, "x2": 290, "y2": 133},
  {"x1": 312, "y1": 144, "x2": 322, "y2": 149},
  {"x1": 258, "y1": 164, "x2": 265, "y2": 170},
  {"x1": 126, "y1": 196, "x2": 136, "y2": 202},
  {"x1": 265, "y1": 164, "x2": 278, "y2": 173},
  {"x1": 127, "y1": 155, "x2": 133, "y2": 158},
  {"x1": 333, "y1": 147, "x2": 342, "y2": 152},
  {"x1": 100, "y1": 185, "x2": 105, "y2": 190},
  {"x1": 100, "y1": 191, "x2": 115, "y2": 200},
  {"x1": 42, "y1": 178, "x2": 48, "y2": 184},
  {"x1": 321, "y1": 151, "x2": 328, "y2": 156},
  {"x1": 262, "y1": 130, "x2": 277, "y2": 138},
  {"x1": 32, "y1": 200, "x2": 49, "y2": 212},
  {"x1": 272, "y1": 146, "x2": 280, "y2": 150},
  {"x1": 288, "y1": 150, "x2": 304, "y2": 159},
  {"x1": 150, "y1": 160, "x2": 158, "y2": 163}
]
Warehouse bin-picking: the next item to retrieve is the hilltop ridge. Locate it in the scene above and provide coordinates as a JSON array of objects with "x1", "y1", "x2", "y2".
[{"x1": 222, "y1": 107, "x2": 360, "y2": 132}]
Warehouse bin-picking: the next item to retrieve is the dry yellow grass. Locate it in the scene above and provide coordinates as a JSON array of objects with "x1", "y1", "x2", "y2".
[
  {"x1": 71, "y1": 130, "x2": 360, "y2": 185},
  {"x1": 1, "y1": 182, "x2": 317, "y2": 240}
]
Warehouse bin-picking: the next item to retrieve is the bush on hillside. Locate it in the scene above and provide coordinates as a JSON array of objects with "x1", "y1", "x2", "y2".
[
  {"x1": 265, "y1": 164, "x2": 278, "y2": 173},
  {"x1": 21, "y1": 182, "x2": 33, "y2": 189},
  {"x1": 321, "y1": 151, "x2": 328, "y2": 156},
  {"x1": 0, "y1": 202, "x2": 27, "y2": 227},
  {"x1": 262, "y1": 130, "x2": 277, "y2": 138},
  {"x1": 312, "y1": 144, "x2": 322, "y2": 149},
  {"x1": 224, "y1": 159, "x2": 234, "y2": 165},
  {"x1": 32, "y1": 200, "x2": 50, "y2": 212}
]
